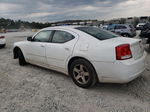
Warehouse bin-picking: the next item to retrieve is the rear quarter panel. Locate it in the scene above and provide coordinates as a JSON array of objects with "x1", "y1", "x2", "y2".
[{"x1": 72, "y1": 32, "x2": 117, "y2": 62}]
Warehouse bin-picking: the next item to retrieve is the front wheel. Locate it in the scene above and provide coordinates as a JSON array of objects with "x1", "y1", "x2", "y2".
[
  {"x1": 18, "y1": 49, "x2": 27, "y2": 66},
  {"x1": 70, "y1": 59, "x2": 97, "y2": 88}
]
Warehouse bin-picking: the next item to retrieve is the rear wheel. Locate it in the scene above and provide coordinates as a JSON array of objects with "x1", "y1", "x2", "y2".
[
  {"x1": 70, "y1": 59, "x2": 97, "y2": 88},
  {"x1": 18, "y1": 49, "x2": 27, "y2": 66}
]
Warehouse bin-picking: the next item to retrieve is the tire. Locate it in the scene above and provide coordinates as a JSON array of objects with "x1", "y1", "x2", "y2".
[
  {"x1": 70, "y1": 59, "x2": 97, "y2": 88},
  {"x1": 147, "y1": 38, "x2": 150, "y2": 44},
  {"x1": 0, "y1": 44, "x2": 5, "y2": 48},
  {"x1": 18, "y1": 49, "x2": 27, "y2": 66},
  {"x1": 2, "y1": 44, "x2": 6, "y2": 48}
]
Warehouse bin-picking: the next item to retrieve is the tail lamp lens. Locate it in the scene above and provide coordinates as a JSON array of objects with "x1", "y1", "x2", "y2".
[
  {"x1": 116, "y1": 44, "x2": 132, "y2": 60},
  {"x1": 0, "y1": 36, "x2": 5, "y2": 39}
]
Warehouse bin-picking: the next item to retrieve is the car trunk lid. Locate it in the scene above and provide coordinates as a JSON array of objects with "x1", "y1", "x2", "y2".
[
  {"x1": 130, "y1": 40, "x2": 144, "y2": 60},
  {"x1": 104, "y1": 37, "x2": 144, "y2": 60}
]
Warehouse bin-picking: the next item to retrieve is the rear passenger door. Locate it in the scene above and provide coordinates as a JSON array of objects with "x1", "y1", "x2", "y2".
[{"x1": 45, "y1": 29, "x2": 78, "y2": 73}]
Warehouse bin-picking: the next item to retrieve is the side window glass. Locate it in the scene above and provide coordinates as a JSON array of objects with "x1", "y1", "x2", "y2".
[
  {"x1": 107, "y1": 25, "x2": 114, "y2": 30},
  {"x1": 121, "y1": 26, "x2": 127, "y2": 29},
  {"x1": 116, "y1": 25, "x2": 126, "y2": 29},
  {"x1": 52, "y1": 30, "x2": 75, "y2": 43},
  {"x1": 33, "y1": 31, "x2": 52, "y2": 42}
]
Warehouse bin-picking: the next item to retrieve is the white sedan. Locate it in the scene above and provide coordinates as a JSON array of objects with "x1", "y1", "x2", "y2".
[
  {"x1": 0, "y1": 35, "x2": 6, "y2": 48},
  {"x1": 13, "y1": 26, "x2": 147, "y2": 88}
]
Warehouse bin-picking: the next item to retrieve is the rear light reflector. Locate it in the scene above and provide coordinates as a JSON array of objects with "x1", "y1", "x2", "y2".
[
  {"x1": 116, "y1": 44, "x2": 132, "y2": 60},
  {"x1": 0, "y1": 36, "x2": 5, "y2": 39}
]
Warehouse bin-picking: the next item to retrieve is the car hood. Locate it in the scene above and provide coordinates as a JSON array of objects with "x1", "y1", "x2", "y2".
[{"x1": 13, "y1": 41, "x2": 28, "y2": 47}]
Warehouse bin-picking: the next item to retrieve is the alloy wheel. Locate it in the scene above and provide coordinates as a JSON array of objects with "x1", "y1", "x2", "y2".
[{"x1": 73, "y1": 64, "x2": 90, "y2": 84}]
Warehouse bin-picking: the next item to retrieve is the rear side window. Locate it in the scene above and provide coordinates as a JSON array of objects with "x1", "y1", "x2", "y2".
[
  {"x1": 52, "y1": 30, "x2": 75, "y2": 43},
  {"x1": 76, "y1": 27, "x2": 118, "y2": 40},
  {"x1": 107, "y1": 25, "x2": 115, "y2": 30},
  {"x1": 115, "y1": 25, "x2": 127, "y2": 29}
]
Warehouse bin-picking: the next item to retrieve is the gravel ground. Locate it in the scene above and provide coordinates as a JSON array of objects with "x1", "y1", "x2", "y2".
[{"x1": 0, "y1": 31, "x2": 150, "y2": 112}]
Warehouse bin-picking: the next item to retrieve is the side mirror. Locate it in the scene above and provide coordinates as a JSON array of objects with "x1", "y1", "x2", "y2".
[{"x1": 27, "y1": 36, "x2": 33, "y2": 41}]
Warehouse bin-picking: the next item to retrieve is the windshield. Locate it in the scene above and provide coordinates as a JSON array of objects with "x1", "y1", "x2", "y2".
[{"x1": 75, "y1": 27, "x2": 118, "y2": 40}]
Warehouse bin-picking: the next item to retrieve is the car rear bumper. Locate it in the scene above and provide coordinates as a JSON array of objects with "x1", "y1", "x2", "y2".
[
  {"x1": 0, "y1": 39, "x2": 6, "y2": 45},
  {"x1": 92, "y1": 52, "x2": 147, "y2": 83}
]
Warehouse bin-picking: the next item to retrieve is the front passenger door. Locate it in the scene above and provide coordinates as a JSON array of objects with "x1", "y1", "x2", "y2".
[
  {"x1": 27, "y1": 30, "x2": 52, "y2": 66},
  {"x1": 46, "y1": 30, "x2": 78, "y2": 72}
]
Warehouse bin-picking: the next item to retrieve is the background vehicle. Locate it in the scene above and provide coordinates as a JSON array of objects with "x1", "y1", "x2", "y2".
[
  {"x1": 0, "y1": 28, "x2": 7, "y2": 33},
  {"x1": 140, "y1": 23, "x2": 150, "y2": 47},
  {"x1": 136, "y1": 23, "x2": 146, "y2": 30},
  {"x1": 101, "y1": 25, "x2": 108, "y2": 30},
  {"x1": 107, "y1": 24, "x2": 136, "y2": 37},
  {"x1": 13, "y1": 26, "x2": 146, "y2": 88},
  {"x1": 0, "y1": 35, "x2": 6, "y2": 48}
]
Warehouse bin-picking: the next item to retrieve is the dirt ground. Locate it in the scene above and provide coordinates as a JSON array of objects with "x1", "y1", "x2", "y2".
[{"x1": 0, "y1": 31, "x2": 150, "y2": 112}]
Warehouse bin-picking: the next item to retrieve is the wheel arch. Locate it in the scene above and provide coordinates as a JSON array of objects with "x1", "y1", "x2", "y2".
[
  {"x1": 67, "y1": 56, "x2": 99, "y2": 81},
  {"x1": 13, "y1": 46, "x2": 23, "y2": 59}
]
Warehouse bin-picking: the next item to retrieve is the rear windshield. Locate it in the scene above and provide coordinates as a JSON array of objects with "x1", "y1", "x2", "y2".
[{"x1": 75, "y1": 27, "x2": 118, "y2": 40}]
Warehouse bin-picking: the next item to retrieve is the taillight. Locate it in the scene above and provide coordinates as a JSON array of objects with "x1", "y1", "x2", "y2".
[
  {"x1": 0, "y1": 36, "x2": 5, "y2": 39},
  {"x1": 116, "y1": 44, "x2": 132, "y2": 60}
]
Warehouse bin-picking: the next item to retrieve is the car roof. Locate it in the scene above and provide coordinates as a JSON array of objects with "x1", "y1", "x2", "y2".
[{"x1": 42, "y1": 25, "x2": 81, "y2": 31}]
